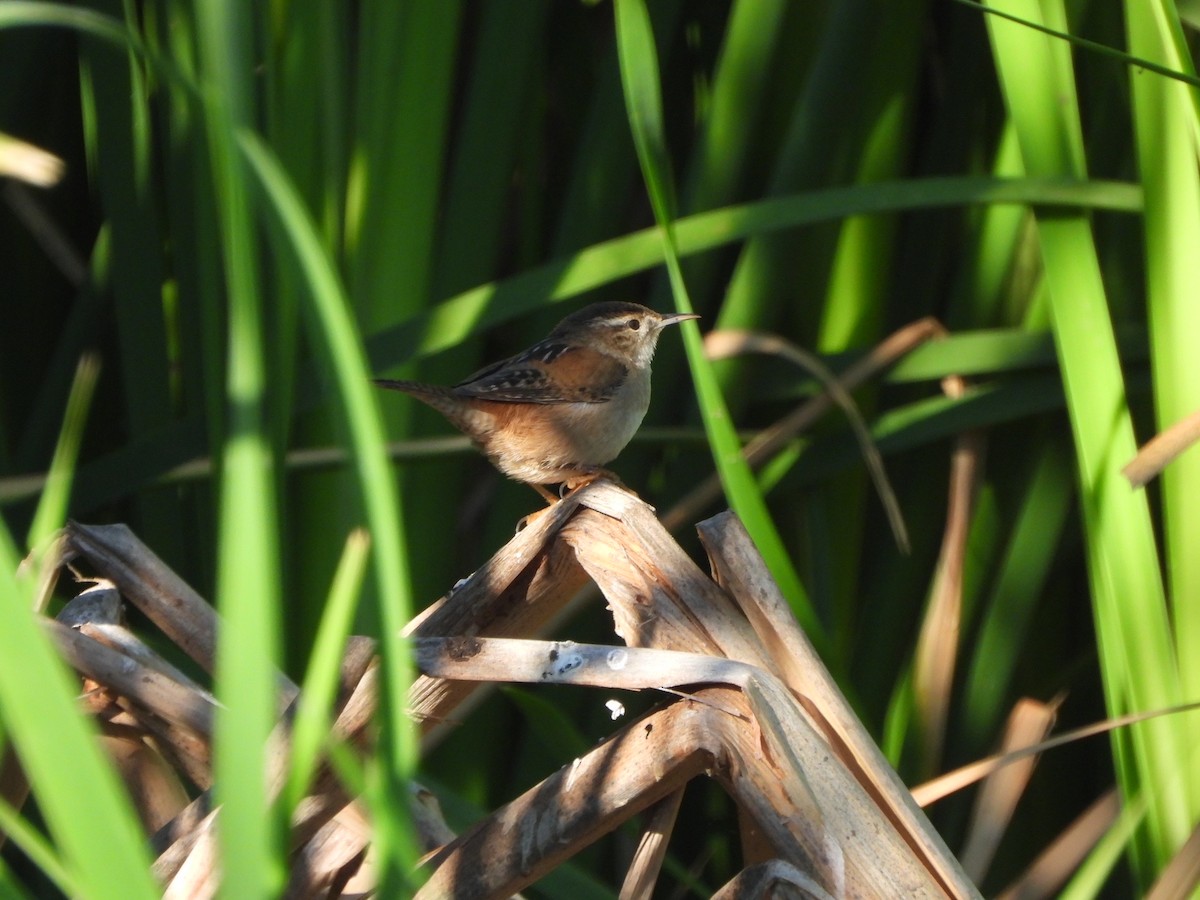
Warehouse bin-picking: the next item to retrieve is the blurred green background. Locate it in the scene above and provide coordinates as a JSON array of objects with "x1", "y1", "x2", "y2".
[{"x1": 3, "y1": 0, "x2": 1200, "y2": 896}]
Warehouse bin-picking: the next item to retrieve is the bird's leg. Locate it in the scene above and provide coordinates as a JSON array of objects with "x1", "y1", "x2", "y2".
[
  {"x1": 517, "y1": 471, "x2": 632, "y2": 532},
  {"x1": 530, "y1": 482, "x2": 560, "y2": 505},
  {"x1": 515, "y1": 482, "x2": 562, "y2": 532}
]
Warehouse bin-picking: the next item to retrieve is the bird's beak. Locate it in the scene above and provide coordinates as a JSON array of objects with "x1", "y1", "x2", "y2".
[{"x1": 658, "y1": 312, "x2": 702, "y2": 328}]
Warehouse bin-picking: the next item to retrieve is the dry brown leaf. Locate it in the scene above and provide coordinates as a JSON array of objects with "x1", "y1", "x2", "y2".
[
  {"x1": 1123, "y1": 406, "x2": 1200, "y2": 488},
  {"x1": 997, "y1": 789, "x2": 1119, "y2": 900},
  {"x1": 960, "y1": 698, "x2": 1061, "y2": 883}
]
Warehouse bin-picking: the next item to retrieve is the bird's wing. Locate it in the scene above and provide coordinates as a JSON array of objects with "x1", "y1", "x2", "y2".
[{"x1": 454, "y1": 341, "x2": 627, "y2": 403}]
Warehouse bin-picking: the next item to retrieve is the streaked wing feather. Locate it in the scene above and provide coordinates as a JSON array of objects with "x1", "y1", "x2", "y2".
[{"x1": 454, "y1": 342, "x2": 626, "y2": 403}]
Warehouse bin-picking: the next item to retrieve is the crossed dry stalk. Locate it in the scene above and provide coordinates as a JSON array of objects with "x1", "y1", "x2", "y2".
[{"x1": 3, "y1": 478, "x2": 984, "y2": 899}]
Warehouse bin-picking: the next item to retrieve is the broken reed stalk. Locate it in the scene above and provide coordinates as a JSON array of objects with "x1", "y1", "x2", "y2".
[{"x1": 15, "y1": 480, "x2": 979, "y2": 898}]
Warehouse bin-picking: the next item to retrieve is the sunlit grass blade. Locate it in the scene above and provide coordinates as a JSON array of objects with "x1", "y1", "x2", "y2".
[
  {"x1": 194, "y1": 3, "x2": 283, "y2": 898},
  {"x1": 614, "y1": 0, "x2": 822, "y2": 638},
  {"x1": 0, "y1": 2, "x2": 128, "y2": 47},
  {"x1": 430, "y1": 2, "x2": 547, "y2": 300},
  {"x1": 364, "y1": 175, "x2": 1142, "y2": 371},
  {"x1": 239, "y1": 131, "x2": 418, "y2": 884},
  {"x1": 679, "y1": 0, "x2": 789, "y2": 212},
  {"x1": 0, "y1": 795, "x2": 76, "y2": 899},
  {"x1": 986, "y1": 0, "x2": 1193, "y2": 875},
  {"x1": 283, "y1": 528, "x2": 370, "y2": 814},
  {"x1": 295, "y1": 0, "x2": 459, "y2": 662},
  {"x1": 643, "y1": 0, "x2": 787, "y2": 318},
  {"x1": 958, "y1": 0, "x2": 1200, "y2": 91},
  {"x1": 1126, "y1": 0, "x2": 1200, "y2": 740},
  {"x1": 25, "y1": 353, "x2": 98, "y2": 551},
  {"x1": 806, "y1": 6, "x2": 926, "y2": 655},
  {"x1": 0, "y1": 541, "x2": 156, "y2": 900}
]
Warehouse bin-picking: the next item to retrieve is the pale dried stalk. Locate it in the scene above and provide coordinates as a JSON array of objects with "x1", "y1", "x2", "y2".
[
  {"x1": 619, "y1": 790, "x2": 683, "y2": 900},
  {"x1": 912, "y1": 698, "x2": 1200, "y2": 810},
  {"x1": 284, "y1": 801, "x2": 372, "y2": 899},
  {"x1": 45, "y1": 620, "x2": 217, "y2": 737},
  {"x1": 159, "y1": 811, "x2": 219, "y2": 900},
  {"x1": 155, "y1": 639, "x2": 379, "y2": 893},
  {"x1": 415, "y1": 636, "x2": 943, "y2": 896},
  {"x1": 560, "y1": 489, "x2": 766, "y2": 662},
  {"x1": 414, "y1": 685, "x2": 780, "y2": 899},
  {"x1": 48, "y1": 475, "x2": 981, "y2": 898},
  {"x1": 996, "y1": 790, "x2": 1119, "y2": 900},
  {"x1": 4, "y1": 582, "x2": 193, "y2": 849},
  {"x1": 663, "y1": 317, "x2": 944, "y2": 532},
  {"x1": 960, "y1": 698, "x2": 1060, "y2": 883},
  {"x1": 157, "y1": 671, "x2": 375, "y2": 897},
  {"x1": 696, "y1": 511, "x2": 977, "y2": 898},
  {"x1": 572, "y1": 482, "x2": 977, "y2": 897},
  {"x1": 2, "y1": 582, "x2": 123, "y2": 848},
  {"x1": 709, "y1": 859, "x2": 838, "y2": 900},
  {"x1": 410, "y1": 479, "x2": 979, "y2": 897},
  {"x1": 53, "y1": 583, "x2": 213, "y2": 824},
  {"x1": 95, "y1": 718, "x2": 190, "y2": 835},
  {"x1": 913, "y1": 374, "x2": 983, "y2": 776},
  {"x1": 1123, "y1": 406, "x2": 1200, "y2": 488},
  {"x1": 29, "y1": 546, "x2": 378, "y2": 898},
  {"x1": 66, "y1": 522, "x2": 222, "y2": 676},
  {"x1": 1145, "y1": 814, "x2": 1200, "y2": 900},
  {"x1": 409, "y1": 784, "x2": 459, "y2": 856},
  {"x1": 405, "y1": 488, "x2": 589, "y2": 728}
]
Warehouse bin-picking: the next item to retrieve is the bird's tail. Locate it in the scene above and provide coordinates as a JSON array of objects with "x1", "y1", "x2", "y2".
[
  {"x1": 372, "y1": 379, "x2": 494, "y2": 438},
  {"x1": 373, "y1": 379, "x2": 455, "y2": 412}
]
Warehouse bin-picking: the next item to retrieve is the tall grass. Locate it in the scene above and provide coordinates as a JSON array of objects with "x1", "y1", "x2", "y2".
[{"x1": 2, "y1": 1, "x2": 1199, "y2": 895}]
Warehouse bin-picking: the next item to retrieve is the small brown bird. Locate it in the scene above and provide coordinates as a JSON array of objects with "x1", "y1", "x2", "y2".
[{"x1": 375, "y1": 301, "x2": 698, "y2": 502}]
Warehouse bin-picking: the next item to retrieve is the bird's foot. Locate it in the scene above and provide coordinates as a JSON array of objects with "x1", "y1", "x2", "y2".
[
  {"x1": 563, "y1": 468, "x2": 631, "y2": 495},
  {"x1": 531, "y1": 482, "x2": 561, "y2": 505},
  {"x1": 516, "y1": 470, "x2": 634, "y2": 532},
  {"x1": 516, "y1": 480, "x2": 565, "y2": 532}
]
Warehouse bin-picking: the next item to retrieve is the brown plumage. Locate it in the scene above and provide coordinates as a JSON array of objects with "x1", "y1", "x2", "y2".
[{"x1": 375, "y1": 301, "x2": 698, "y2": 501}]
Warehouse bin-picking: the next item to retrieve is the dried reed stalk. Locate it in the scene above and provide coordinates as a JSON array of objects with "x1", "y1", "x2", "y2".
[{"x1": 21, "y1": 478, "x2": 979, "y2": 898}]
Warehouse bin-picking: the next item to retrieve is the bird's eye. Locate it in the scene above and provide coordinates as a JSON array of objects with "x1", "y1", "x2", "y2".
[{"x1": 627, "y1": 318, "x2": 640, "y2": 330}]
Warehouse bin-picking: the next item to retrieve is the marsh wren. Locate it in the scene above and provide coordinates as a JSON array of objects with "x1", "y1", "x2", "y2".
[{"x1": 375, "y1": 301, "x2": 699, "y2": 502}]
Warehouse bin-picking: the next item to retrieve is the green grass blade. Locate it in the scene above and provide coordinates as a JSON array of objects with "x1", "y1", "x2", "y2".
[
  {"x1": 239, "y1": 131, "x2": 418, "y2": 881},
  {"x1": 0, "y1": 540, "x2": 156, "y2": 899},
  {"x1": 961, "y1": 437, "x2": 1074, "y2": 747},
  {"x1": 364, "y1": 175, "x2": 1141, "y2": 370},
  {"x1": 1058, "y1": 795, "x2": 1145, "y2": 899},
  {"x1": 0, "y1": 2, "x2": 128, "y2": 46},
  {"x1": 987, "y1": 0, "x2": 1192, "y2": 874},
  {"x1": 25, "y1": 353, "x2": 98, "y2": 549},
  {"x1": 0, "y1": 796, "x2": 76, "y2": 899},
  {"x1": 194, "y1": 3, "x2": 283, "y2": 897},
  {"x1": 0, "y1": 856, "x2": 34, "y2": 900},
  {"x1": 959, "y1": 0, "x2": 1200, "y2": 90},
  {"x1": 346, "y1": 0, "x2": 460, "y2": 322},
  {"x1": 614, "y1": 0, "x2": 822, "y2": 637},
  {"x1": 1126, "y1": 0, "x2": 1200, "y2": 733},
  {"x1": 283, "y1": 528, "x2": 370, "y2": 814},
  {"x1": 430, "y1": 1, "x2": 548, "y2": 299}
]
